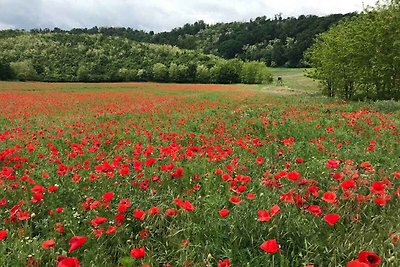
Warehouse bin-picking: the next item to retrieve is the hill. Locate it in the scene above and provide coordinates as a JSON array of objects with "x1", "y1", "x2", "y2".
[{"x1": 0, "y1": 33, "x2": 271, "y2": 84}]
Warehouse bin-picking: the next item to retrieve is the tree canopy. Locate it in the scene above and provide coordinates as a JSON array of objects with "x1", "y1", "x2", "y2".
[
  {"x1": 0, "y1": 13, "x2": 352, "y2": 68},
  {"x1": 306, "y1": 0, "x2": 400, "y2": 100},
  {"x1": 0, "y1": 33, "x2": 272, "y2": 84}
]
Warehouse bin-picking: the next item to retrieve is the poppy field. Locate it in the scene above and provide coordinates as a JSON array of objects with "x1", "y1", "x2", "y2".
[{"x1": 0, "y1": 81, "x2": 399, "y2": 267}]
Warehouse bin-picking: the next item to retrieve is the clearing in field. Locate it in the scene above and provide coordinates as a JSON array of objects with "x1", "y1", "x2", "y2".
[{"x1": 0, "y1": 80, "x2": 399, "y2": 267}]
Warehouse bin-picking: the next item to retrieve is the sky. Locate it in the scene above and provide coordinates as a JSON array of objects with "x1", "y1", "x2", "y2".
[{"x1": 0, "y1": 0, "x2": 379, "y2": 32}]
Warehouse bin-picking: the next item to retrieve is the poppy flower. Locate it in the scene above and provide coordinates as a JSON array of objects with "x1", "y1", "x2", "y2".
[
  {"x1": 218, "y1": 258, "x2": 231, "y2": 267},
  {"x1": 106, "y1": 226, "x2": 117, "y2": 235},
  {"x1": 102, "y1": 192, "x2": 114, "y2": 202},
  {"x1": 57, "y1": 257, "x2": 80, "y2": 267},
  {"x1": 165, "y1": 208, "x2": 178, "y2": 217},
  {"x1": 270, "y1": 204, "x2": 280, "y2": 216},
  {"x1": 357, "y1": 251, "x2": 381, "y2": 267},
  {"x1": 130, "y1": 246, "x2": 145, "y2": 259},
  {"x1": 324, "y1": 213, "x2": 340, "y2": 226},
  {"x1": 307, "y1": 205, "x2": 322, "y2": 216},
  {"x1": 340, "y1": 180, "x2": 356, "y2": 191},
  {"x1": 0, "y1": 230, "x2": 7, "y2": 240},
  {"x1": 90, "y1": 216, "x2": 107, "y2": 227},
  {"x1": 148, "y1": 206, "x2": 160, "y2": 215},
  {"x1": 287, "y1": 171, "x2": 300, "y2": 181},
  {"x1": 218, "y1": 208, "x2": 230, "y2": 218},
  {"x1": 229, "y1": 196, "x2": 241, "y2": 205},
  {"x1": 370, "y1": 181, "x2": 385, "y2": 194},
  {"x1": 42, "y1": 239, "x2": 55, "y2": 249},
  {"x1": 322, "y1": 191, "x2": 337, "y2": 203},
  {"x1": 325, "y1": 159, "x2": 339, "y2": 169},
  {"x1": 347, "y1": 260, "x2": 369, "y2": 267},
  {"x1": 260, "y1": 239, "x2": 282, "y2": 253},
  {"x1": 68, "y1": 236, "x2": 87, "y2": 253},
  {"x1": 247, "y1": 192, "x2": 255, "y2": 200},
  {"x1": 257, "y1": 210, "x2": 271, "y2": 222},
  {"x1": 134, "y1": 209, "x2": 146, "y2": 220}
]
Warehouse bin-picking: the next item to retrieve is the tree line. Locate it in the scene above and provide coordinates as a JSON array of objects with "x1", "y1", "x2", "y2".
[
  {"x1": 306, "y1": 0, "x2": 399, "y2": 100},
  {"x1": 0, "y1": 13, "x2": 352, "y2": 68},
  {"x1": 0, "y1": 33, "x2": 272, "y2": 84}
]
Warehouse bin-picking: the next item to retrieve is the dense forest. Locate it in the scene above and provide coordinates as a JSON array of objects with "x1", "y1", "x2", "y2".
[
  {"x1": 0, "y1": 33, "x2": 271, "y2": 84},
  {"x1": 0, "y1": 13, "x2": 353, "y2": 68}
]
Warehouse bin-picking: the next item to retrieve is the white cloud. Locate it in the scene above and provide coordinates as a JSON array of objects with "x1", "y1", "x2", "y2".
[{"x1": 0, "y1": 0, "x2": 380, "y2": 32}]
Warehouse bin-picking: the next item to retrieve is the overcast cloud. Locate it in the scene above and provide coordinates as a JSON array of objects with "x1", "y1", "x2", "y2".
[{"x1": 0, "y1": 0, "x2": 378, "y2": 32}]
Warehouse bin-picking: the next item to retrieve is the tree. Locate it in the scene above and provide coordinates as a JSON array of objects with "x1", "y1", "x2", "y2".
[
  {"x1": 10, "y1": 60, "x2": 38, "y2": 81},
  {"x1": 305, "y1": 0, "x2": 400, "y2": 100},
  {"x1": 196, "y1": 65, "x2": 211, "y2": 83},
  {"x1": 0, "y1": 60, "x2": 15, "y2": 80},
  {"x1": 241, "y1": 61, "x2": 272, "y2": 84},
  {"x1": 152, "y1": 63, "x2": 168, "y2": 82},
  {"x1": 211, "y1": 59, "x2": 243, "y2": 84}
]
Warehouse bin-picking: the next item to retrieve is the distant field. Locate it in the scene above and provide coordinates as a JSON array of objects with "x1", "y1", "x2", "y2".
[
  {"x1": 267, "y1": 67, "x2": 321, "y2": 93},
  {"x1": 0, "y1": 82, "x2": 398, "y2": 266}
]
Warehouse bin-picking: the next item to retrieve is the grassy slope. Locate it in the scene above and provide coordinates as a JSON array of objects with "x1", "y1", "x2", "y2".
[{"x1": 266, "y1": 68, "x2": 320, "y2": 94}]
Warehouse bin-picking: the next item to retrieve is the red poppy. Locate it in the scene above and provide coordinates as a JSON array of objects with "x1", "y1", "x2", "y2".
[
  {"x1": 247, "y1": 192, "x2": 255, "y2": 200},
  {"x1": 0, "y1": 230, "x2": 7, "y2": 240},
  {"x1": 102, "y1": 192, "x2": 114, "y2": 202},
  {"x1": 357, "y1": 251, "x2": 381, "y2": 267},
  {"x1": 148, "y1": 206, "x2": 160, "y2": 215},
  {"x1": 256, "y1": 157, "x2": 264, "y2": 164},
  {"x1": 270, "y1": 204, "x2": 280, "y2": 216},
  {"x1": 106, "y1": 226, "x2": 117, "y2": 235},
  {"x1": 347, "y1": 260, "x2": 369, "y2": 267},
  {"x1": 260, "y1": 239, "x2": 282, "y2": 253},
  {"x1": 90, "y1": 216, "x2": 107, "y2": 227},
  {"x1": 340, "y1": 180, "x2": 356, "y2": 191},
  {"x1": 307, "y1": 205, "x2": 322, "y2": 216},
  {"x1": 287, "y1": 171, "x2": 300, "y2": 181},
  {"x1": 218, "y1": 258, "x2": 231, "y2": 267},
  {"x1": 57, "y1": 257, "x2": 80, "y2": 267},
  {"x1": 42, "y1": 239, "x2": 55, "y2": 249},
  {"x1": 324, "y1": 213, "x2": 340, "y2": 226},
  {"x1": 134, "y1": 209, "x2": 146, "y2": 220},
  {"x1": 229, "y1": 196, "x2": 241, "y2": 205},
  {"x1": 325, "y1": 159, "x2": 339, "y2": 169},
  {"x1": 68, "y1": 236, "x2": 87, "y2": 253},
  {"x1": 257, "y1": 210, "x2": 271, "y2": 222},
  {"x1": 130, "y1": 246, "x2": 146, "y2": 259},
  {"x1": 165, "y1": 208, "x2": 178, "y2": 217},
  {"x1": 322, "y1": 191, "x2": 337, "y2": 203},
  {"x1": 370, "y1": 181, "x2": 385, "y2": 194},
  {"x1": 218, "y1": 208, "x2": 230, "y2": 218}
]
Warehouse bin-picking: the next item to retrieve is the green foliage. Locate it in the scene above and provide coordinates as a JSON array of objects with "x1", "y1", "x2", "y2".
[
  {"x1": 195, "y1": 65, "x2": 211, "y2": 83},
  {"x1": 0, "y1": 60, "x2": 15, "y2": 80},
  {"x1": 306, "y1": 0, "x2": 400, "y2": 100},
  {"x1": 152, "y1": 63, "x2": 169, "y2": 82},
  {"x1": 241, "y1": 61, "x2": 272, "y2": 84},
  {"x1": 0, "y1": 33, "x2": 272, "y2": 84},
  {"x1": 0, "y1": 14, "x2": 351, "y2": 68},
  {"x1": 10, "y1": 60, "x2": 38, "y2": 81},
  {"x1": 211, "y1": 59, "x2": 243, "y2": 84}
]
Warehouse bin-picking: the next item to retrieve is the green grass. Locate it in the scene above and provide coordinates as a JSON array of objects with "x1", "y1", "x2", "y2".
[{"x1": 268, "y1": 68, "x2": 320, "y2": 93}]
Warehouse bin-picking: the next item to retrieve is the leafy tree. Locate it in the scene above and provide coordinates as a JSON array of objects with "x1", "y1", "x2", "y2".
[
  {"x1": 152, "y1": 63, "x2": 168, "y2": 82},
  {"x1": 10, "y1": 60, "x2": 38, "y2": 81},
  {"x1": 306, "y1": 0, "x2": 400, "y2": 100},
  {"x1": 241, "y1": 61, "x2": 272, "y2": 84},
  {"x1": 196, "y1": 65, "x2": 211, "y2": 83},
  {"x1": 0, "y1": 33, "x2": 272, "y2": 84},
  {"x1": 0, "y1": 60, "x2": 15, "y2": 80},
  {"x1": 212, "y1": 59, "x2": 243, "y2": 84}
]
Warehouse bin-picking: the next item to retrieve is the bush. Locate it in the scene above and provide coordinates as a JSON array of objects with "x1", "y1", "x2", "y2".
[{"x1": 10, "y1": 60, "x2": 38, "y2": 81}]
